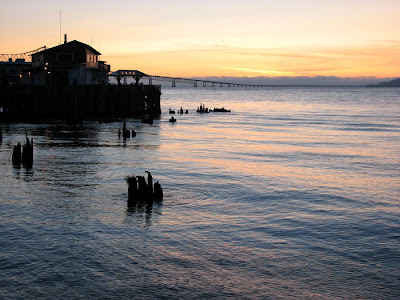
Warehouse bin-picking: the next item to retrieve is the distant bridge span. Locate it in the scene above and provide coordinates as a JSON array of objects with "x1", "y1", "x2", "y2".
[
  {"x1": 109, "y1": 70, "x2": 363, "y2": 88},
  {"x1": 109, "y1": 70, "x2": 265, "y2": 87}
]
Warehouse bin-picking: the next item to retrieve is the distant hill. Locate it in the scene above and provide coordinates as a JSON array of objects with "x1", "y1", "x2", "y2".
[{"x1": 367, "y1": 78, "x2": 400, "y2": 87}]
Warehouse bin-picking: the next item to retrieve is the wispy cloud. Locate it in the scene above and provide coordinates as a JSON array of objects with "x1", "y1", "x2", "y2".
[{"x1": 219, "y1": 67, "x2": 294, "y2": 76}]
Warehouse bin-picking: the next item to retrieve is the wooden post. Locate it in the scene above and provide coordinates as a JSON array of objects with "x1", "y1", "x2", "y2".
[
  {"x1": 22, "y1": 137, "x2": 33, "y2": 167},
  {"x1": 12, "y1": 143, "x2": 21, "y2": 165},
  {"x1": 122, "y1": 120, "x2": 130, "y2": 139},
  {"x1": 154, "y1": 181, "x2": 163, "y2": 201},
  {"x1": 126, "y1": 175, "x2": 137, "y2": 207},
  {"x1": 146, "y1": 171, "x2": 153, "y2": 196},
  {"x1": 137, "y1": 176, "x2": 148, "y2": 199},
  {"x1": 127, "y1": 175, "x2": 137, "y2": 198},
  {"x1": 127, "y1": 173, "x2": 163, "y2": 203}
]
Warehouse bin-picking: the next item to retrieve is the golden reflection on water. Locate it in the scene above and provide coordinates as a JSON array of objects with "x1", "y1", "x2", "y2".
[{"x1": 161, "y1": 111, "x2": 398, "y2": 201}]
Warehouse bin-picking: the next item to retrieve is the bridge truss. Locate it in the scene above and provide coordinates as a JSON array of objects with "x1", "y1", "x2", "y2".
[
  {"x1": 0, "y1": 46, "x2": 47, "y2": 62},
  {"x1": 109, "y1": 70, "x2": 268, "y2": 88}
]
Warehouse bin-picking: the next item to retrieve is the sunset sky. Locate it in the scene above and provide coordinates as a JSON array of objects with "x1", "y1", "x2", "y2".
[{"x1": 1, "y1": 0, "x2": 399, "y2": 78}]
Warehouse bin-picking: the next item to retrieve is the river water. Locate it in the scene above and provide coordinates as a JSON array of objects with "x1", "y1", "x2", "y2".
[{"x1": 0, "y1": 87, "x2": 399, "y2": 299}]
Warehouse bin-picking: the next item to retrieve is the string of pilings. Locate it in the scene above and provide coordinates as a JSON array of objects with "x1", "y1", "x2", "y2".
[{"x1": 0, "y1": 46, "x2": 47, "y2": 62}]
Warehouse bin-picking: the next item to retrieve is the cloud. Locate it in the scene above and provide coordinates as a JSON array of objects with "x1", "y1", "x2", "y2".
[{"x1": 219, "y1": 67, "x2": 294, "y2": 76}]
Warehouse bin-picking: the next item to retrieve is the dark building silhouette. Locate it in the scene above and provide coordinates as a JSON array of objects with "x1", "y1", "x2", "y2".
[
  {"x1": 0, "y1": 59, "x2": 31, "y2": 88},
  {"x1": 29, "y1": 37, "x2": 110, "y2": 85},
  {"x1": 0, "y1": 38, "x2": 161, "y2": 120}
]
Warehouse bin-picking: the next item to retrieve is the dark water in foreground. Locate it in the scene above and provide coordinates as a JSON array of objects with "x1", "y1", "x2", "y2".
[{"x1": 1, "y1": 87, "x2": 399, "y2": 299}]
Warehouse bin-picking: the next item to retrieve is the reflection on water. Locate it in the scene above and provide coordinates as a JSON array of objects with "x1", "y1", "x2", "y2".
[
  {"x1": 12, "y1": 164, "x2": 35, "y2": 179},
  {"x1": 0, "y1": 87, "x2": 399, "y2": 299},
  {"x1": 126, "y1": 199, "x2": 163, "y2": 227}
]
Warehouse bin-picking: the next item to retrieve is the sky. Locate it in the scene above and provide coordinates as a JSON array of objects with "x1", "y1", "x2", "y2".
[{"x1": 1, "y1": 0, "x2": 399, "y2": 79}]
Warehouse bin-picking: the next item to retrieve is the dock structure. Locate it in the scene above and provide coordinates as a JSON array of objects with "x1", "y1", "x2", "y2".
[
  {"x1": 0, "y1": 84, "x2": 161, "y2": 121},
  {"x1": 0, "y1": 40, "x2": 162, "y2": 121}
]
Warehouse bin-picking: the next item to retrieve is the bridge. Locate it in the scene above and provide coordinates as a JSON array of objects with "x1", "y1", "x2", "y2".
[
  {"x1": 108, "y1": 70, "x2": 267, "y2": 87},
  {"x1": 108, "y1": 70, "x2": 364, "y2": 88},
  {"x1": 0, "y1": 46, "x2": 47, "y2": 62}
]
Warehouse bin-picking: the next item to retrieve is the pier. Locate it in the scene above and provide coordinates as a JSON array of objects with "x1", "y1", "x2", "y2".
[
  {"x1": 0, "y1": 42, "x2": 161, "y2": 121},
  {"x1": 0, "y1": 84, "x2": 161, "y2": 121}
]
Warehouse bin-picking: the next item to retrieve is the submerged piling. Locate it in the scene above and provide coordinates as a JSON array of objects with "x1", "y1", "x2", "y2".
[
  {"x1": 123, "y1": 120, "x2": 127, "y2": 139},
  {"x1": 22, "y1": 137, "x2": 33, "y2": 167},
  {"x1": 12, "y1": 143, "x2": 21, "y2": 165},
  {"x1": 126, "y1": 172, "x2": 163, "y2": 205},
  {"x1": 12, "y1": 136, "x2": 34, "y2": 167},
  {"x1": 137, "y1": 176, "x2": 148, "y2": 198},
  {"x1": 122, "y1": 120, "x2": 131, "y2": 139},
  {"x1": 146, "y1": 171, "x2": 153, "y2": 196},
  {"x1": 154, "y1": 181, "x2": 163, "y2": 201}
]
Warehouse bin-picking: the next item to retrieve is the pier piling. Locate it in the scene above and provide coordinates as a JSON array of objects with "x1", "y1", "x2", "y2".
[
  {"x1": 12, "y1": 143, "x2": 21, "y2": 165},
  {"x1": 126, "y1": 172, "x2": 163, "y2": 204}
]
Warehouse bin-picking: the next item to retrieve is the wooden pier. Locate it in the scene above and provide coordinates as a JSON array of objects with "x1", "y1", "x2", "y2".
[{"x1": 0, "y1": 84, "x2": 161, "y2": 121}]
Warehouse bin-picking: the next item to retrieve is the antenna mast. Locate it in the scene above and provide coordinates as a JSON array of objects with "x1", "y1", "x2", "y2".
[{"x1": 59, "y1": 10, "x2": 62, "y2": 45}]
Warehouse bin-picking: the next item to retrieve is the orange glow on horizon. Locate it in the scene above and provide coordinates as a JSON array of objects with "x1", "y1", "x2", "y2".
[
  {"x1": 1, "y1": 1, "x2": 400, "y2": 79},
  {"x1": 103, "y1": 42, "x2": 400, "y2": 78}
]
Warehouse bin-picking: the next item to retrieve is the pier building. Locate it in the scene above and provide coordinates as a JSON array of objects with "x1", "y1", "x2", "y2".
[
  {"x1": 0, "y1": 38, "x2": 161, "y2": 121},
  {"x1": 29, "y1": 36, "x2": 110, "y2": 86}
]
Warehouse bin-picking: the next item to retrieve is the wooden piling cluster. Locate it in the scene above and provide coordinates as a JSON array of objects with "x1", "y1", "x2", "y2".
[
  {"x1": 12, "y1": 136, "x2": 33, "y2": 167},
  {"x1": 119, "y1": 120, "x2": 136, "y2": 139},
  {"x1": 1, "y1": 84, "x2": 161, "y2": 121},
  {"x1": 197, "y1": 103, "x2": 209, "y2": 113},
  {"x1": 126, "y1": 171, "x2": 163, "y2": 205}
]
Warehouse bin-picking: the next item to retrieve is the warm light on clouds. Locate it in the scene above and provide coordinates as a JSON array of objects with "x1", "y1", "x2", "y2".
[
  {"x1": 219, "y1": 67, "x2": 295, "y2": 77},
  {"x1": 1, "y1": 0, "x2": 399, "y2": 78},
  {"x1": 104, "y1": 42, "x2": 400, "y2": 78}
]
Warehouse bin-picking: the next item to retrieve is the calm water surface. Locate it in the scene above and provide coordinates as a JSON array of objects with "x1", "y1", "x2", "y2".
[{"x1": 0, "y1": 87, "x2": 399, "y2": 299}]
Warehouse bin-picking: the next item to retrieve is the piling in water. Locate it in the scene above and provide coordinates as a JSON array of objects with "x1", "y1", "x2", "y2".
[
  {"x1": 146, "y1": 171, "x2": 153, "y2": 196},
  {"x1": 22, "y1": 137, "x2": 33, "y2": 167},
  {"x1": 122, "y1": 120, "x2": 131, "y2": 139},
  {"x1": 137, "y1": 176, "x2": 148, "y2": 198},
  {"x1": 12, "y1": 136, "x2": 34, "y2": 167},
  {"x1": 154, "y1": 181, "x2": 163, "y2": 201},
  {"x1": 12, "y1": 143, "x2": 21, "y2": 165},
  {"x1": 122, "y1": 120, "x2": 126, "y2": 138},
  {"x1": 126, "y1": 172, "x2": 163, "y2": 205}
]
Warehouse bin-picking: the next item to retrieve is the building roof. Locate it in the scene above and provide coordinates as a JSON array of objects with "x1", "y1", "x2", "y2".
[{"x1": 32, "y1": 40, "x2": 101, "y2": 56}]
